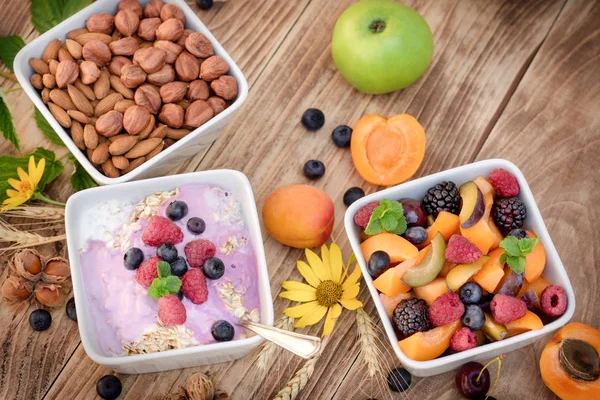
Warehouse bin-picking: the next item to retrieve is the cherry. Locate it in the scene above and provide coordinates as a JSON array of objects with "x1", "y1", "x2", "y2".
[
  {"x1": 398, "y1": 199, "x2": 427, "y2": 227},
  {"x1": 455, "y1": 361, "x2": 490, "y2": 399}
]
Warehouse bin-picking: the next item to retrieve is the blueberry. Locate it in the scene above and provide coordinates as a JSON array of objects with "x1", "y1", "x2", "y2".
[
  {"x1": 170, "y1": 256, "x2": 188, "y2": 277},
  {"x1": 403, "y1": 226, "x2": 428, "y2": 246},
  {"x1": 211, "y1": 320, "x2": 235, "y2": 341},
  {"x1": 367, "y1": 251, "x2": 390, "y2": 279},
  {"x1": 123, "y1": 247, "x2": 144, "y2": 270},
  {"x1": 187, "y1": 217, "x2": 206, "y2": 234},
  {"x1": 508, "y1": 228, "x2": 529, "y2": 239},
  {"x1": 303, "y1": 160, "x2": 325, "y2": 180},
  {"x1": 479, "y1": 293, "x2": 494, "y2": 312},
  {"x1": 196, "y1": 0, "x2": 213, "y2": 9},
  {"x1": 462, "y1": 305, "x2": 485, "y2": 331},
  {"x1": 343, "y1": 187, "x2": 365, "y2": 206},
  {"x1": 157, "y1": 243, "x2": 178, "y2": 263},
  {"x1": 66, "y1": 298, "x2": 77, "y2": 321},
  {"x1": 387, "y1": 367, "x2": 411, "y2": 392},
  {"x1": 331, "y1": 125, "x2": 352, "y2": 147},
  {"x1": 175, "y1": 291, "x2": 183, "y2": 301},
  {"x1": 96, "y1": 375, "x2": 122, "y2": 400},
  {"x1": 166, "y1": 200, "x2": 188, "y2": 221},
  {"x1": 301, "y1": 108, "x2": 325, "y2": 131},
  {"x1": 29, "y1": 309, "x2": 51, "y2": 331},
  {"x1": 459, "y1": 282, "x2": 483, "y2": 305},
  {"x1": 202, "y1": 257, "x2": 225, "y2": 279}
]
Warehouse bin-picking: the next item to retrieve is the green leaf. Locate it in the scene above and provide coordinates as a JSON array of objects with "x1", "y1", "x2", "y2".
[
  {"x1": 30, "y1": 0, "x2": 94, "y2": 34},
  {"x1": 499, "y1": 236, "x2": 521, "y2": 257},
  {"x1": 518, "y1": 237, "x2": 540, "y2": 256},
  {"x1": 148, "y1": 278, "x2": 170, "y2": 299},
  {"x1": 364, "y1": 218, "x2": 382, "y2": 235},
  {"x1": 364, "y1": 198, "x2": 407, "y2": 236},
  {"x1": 35, "y1": 108, "x2": 66, "y2": 147},
  {"x1": 0, "y1": 87, "x2": 19, "y2": 151},
  {"x1": 346, "y1": 253, "x2": 356, "y2": 270},
  {"x1": 380, "y1": 213, "x2": 398, "y2": 232},
  {"x1": 164, "y1": 276, "x2": 182, "y2": 294},
  {"x1": 68, "y1": 154, "x2": 97, "y2": 192},
  {"x1": 506, "y1": 255, "x2": 526, "y2": 274},
  {"x1": 391, "y1": 217, "x2": 408, "y2": 236},
  {"x1": 0, "y1": 35, "x2": 26, "y2": 70},
  {"x1": 157, "y1": 261, "x2": 171, "y2": 279}
]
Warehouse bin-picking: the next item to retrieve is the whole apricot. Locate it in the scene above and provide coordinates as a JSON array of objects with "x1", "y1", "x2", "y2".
[{"x1": 262, "y1": 185, "x2": 334, "y2": 248}]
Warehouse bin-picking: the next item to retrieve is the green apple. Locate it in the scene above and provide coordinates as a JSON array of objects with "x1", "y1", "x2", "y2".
[{"x1": 332, "y1": 0, "x2": 434, "y2": 94}]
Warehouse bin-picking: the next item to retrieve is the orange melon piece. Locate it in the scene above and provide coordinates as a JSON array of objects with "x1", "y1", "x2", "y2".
[
  {"x1": 439, "y1": 261, "x2": 456, "y2": 277},
  {"x1": 351, "y1": 114, "x2": 426, "y2": 186},
  {"x1": 524, "y1": 230, "x2": 547, "y2": 283},
  {"x1": 361, "y1": 233, "x2": 419, "y2": 264},
  {"x1": 379, "y1": 292, "x2": 412, "y2": 318},
  {"x1": 474, "y1": 248, "x2": 506, "y2": 293},
  {"x1": 460, "y1": 186, "x2": 498, "y2": 255},
  {"x1": 417, "y1": 211, "x2": 460, "y2": 248},
  {"x1": 505, "y1": 311, "x2": 544, "y2": 338},
  {"x1": 517, "y1": 275, "x2": 551, "y2": 299},
  {"x1": 398, "y1": 320, "x2": 461, "y2": 361},
  {"x1": 413, "y1": 277, "x2": 449, "y2": 305}
]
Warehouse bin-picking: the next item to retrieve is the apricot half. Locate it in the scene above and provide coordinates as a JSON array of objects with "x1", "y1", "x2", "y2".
[
  {"x1": 505, "y1": 310, "x2": 543, "y2": 338},
  {"x1": 460, "y1": 178, "x2": 503, "y2": 254},
  {"x1": 351, "y1": 114, "x2": 426, "y2": 186},
  {"x1": 398, "y1": 320, "x2": 461, "y2": 361},
  {"x1": 360, "y1": 233, "x2": 418, "y2": 264},
  {"x1": 473, "y1": 248, "x2": 505, "y2": 293},
  {"x1": 540, "y1": 323, "x2": 600, "y2": 400},
  {"x1": 524, "y1": 230, "x2": 547, "y2": 282}
]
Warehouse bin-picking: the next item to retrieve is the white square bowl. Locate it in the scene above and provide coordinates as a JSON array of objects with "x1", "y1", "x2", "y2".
[
  {"x1": 344, "y1": 159, "x2": 575, "y2": 377},
  {"x1": 65, "y1": 169, "x2": 273, "y2": 374},
  {"x1": 13, "y1": 0, "x2": 249, "y2": 185}
]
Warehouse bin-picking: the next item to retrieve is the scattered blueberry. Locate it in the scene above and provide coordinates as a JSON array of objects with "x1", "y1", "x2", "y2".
[
  {"x1": 170, "y1": 256, "x2": 188, "y2": 277},
  {"x1": 461, "y1": 304, "x2": 485, "y2": 331},
  {"x1": 331, "y1": 125, "x2": 352, "y2": 147},
  {"x1": 367, "y1": 251, "x2": 390, "y2": 279},
  {"x1": 66, "y1": 298, "x2": 77, "y2": 321},
  {"x1": 343, "y1": 187, "x2": 365, "y2": 206},
  {"x1": 403, "y1": 226, "x2": 428, "y2": 246},
  {"x1": 123, "y1": 247, "x2": 144, "y2": 270},
  {"x1": 301, "y1": 108, "x2": 325, "y2": 131},
  {"x1": 175, "y1": 291, "x2": 184, "y2": 301},
  {"x1": 157, "y1": 243, "x2": 178, "y2": 263},
  {"x1": 29, "y1": 309, "x2": 52, "y2": 331},
  {"x1": 459, "y1": 282, "x2": 483, "y2": 305},
  {"x1": 96, "y1": 375, "x2": 122, "y2": 400},
  {"x1": 387, "y1": 367, "x2": 412, "y2": 392},
  {"x1": 508, "y1": 228, "x2": 529, "y2": 239},
  {"x1": 166, "y1": 200, "x2": 188, "y2": 221},
  {"x1": 479, "y1": 293, "x2": 494, "y2": 312},
  {"x1": 196, "y1": 0, "x2": 213, "y2": 10},
  {"x1": 187, "y1": 217, "x2": 206, "y2": 234},
  {"x1": 202, "y1": 257, "x2": 225, "y2": 279},
  {"x1": 303, "y1": 160, "x2": 325, "y2": 180},
  {"x1": 211, "y1": 320, "x2": 235, "y2": 341}
]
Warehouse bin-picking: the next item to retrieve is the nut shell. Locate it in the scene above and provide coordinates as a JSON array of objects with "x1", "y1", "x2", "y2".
[
  {"x1": 35, "y1": 283, "x2": 64, "y2": 307},
  {"x1": 12, "y1": 249, "x2": 43, "y2": 277},
  {"x1": 1, "y1": 276, "x2": 33, "y2": 301},
  {"x1": 185, "y1": 372, "x2": 214, "y2": 400},
  {"x1": 43, "y1": 257, "x2": 71, "y2": 283}
]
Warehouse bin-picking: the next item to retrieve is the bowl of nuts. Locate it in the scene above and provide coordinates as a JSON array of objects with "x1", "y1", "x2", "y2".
[{"x1": 13, "y1": 0, "x2": 248, "y2": 185}]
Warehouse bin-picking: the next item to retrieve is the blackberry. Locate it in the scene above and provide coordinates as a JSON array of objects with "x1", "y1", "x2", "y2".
[
  {"x1": 392, "y1": 298, "x2": 432, "y2": 336},
  {"x1": 492, "y1": 197, "x2": 527, "y2": 234},
  {"x1": 422, "y1": 181, "x2": 460, "y2": 217}
]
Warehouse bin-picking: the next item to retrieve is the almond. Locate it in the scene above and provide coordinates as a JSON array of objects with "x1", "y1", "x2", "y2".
[
  {"x1": 123, "y1": 105, "x2": 151, "y2": 135},
  {"x1": 200, "y1": 56, "x2": 229, "y2": 81},
  {"x1": 41, "y1": 88, "x2": 50, "y2": 104},
  {"x1": 118, "y1": 0, "x2": 143, "y2": 18},
  {"x1": 125, "y1": 138, "x2": 163, "y2": 158},
  {"x1": 91, "y1": 142, "x2": 110, "y2": 164},
  {"x1": 109, "y1": 37, "x2": 140, "y2": 56},
  {"x1": 174, "y1": 51, "x2": 199, "y2": 82},
  {"x1": 115, "y1": 9, "x2": 140, "y2": 37},
  {"x1": 149, "y1": 124, "x2": 168, "y2": 139},
  {"x1": 121, "y1": 156, "x2": 145, "y2": 174},
  {"x1": 48, "y1": 102, "x2": 72, "y2": 128},
  {"x1": 86, "y1": 13, "x2": 115, "y2": 35},
  {"x1": 160, "y1": 4, "x2": 184, "y2": 23},
  {"x1": 144, "y1": 0, "x2": 164, "y2": 18},
  {"x1": 67, "y1": 28, "x2": 89, "y2": 41},
  {"x1": 109, "y1": 135, "x2": 139, "y2": 155},
  {"x1": 65, "y1": 39, "x2": 83, "y2": 59},
  {"x1": 154, "y1": 40, "x2": 182, "y2": 64},
  {"x1": 48, "y1": 59, "x2": 59, "y2": 75},
  {"x1": 81, "y1": 123, "x2": 98, "y2": 149},
  {"x1": 75, "y1": 32, "x2": 112, "y2": 46},
  {"x1": 207, "y1": 96, "x2": 227, "y2": 115},
  {"x1": 211, "y1": 75, "x2": 238, "y2": 100},
  {"x1": 67, "y1": 109, "x2": 93, "y2": 124},
  {"x1": 102, "y1": 159, "x2": 120, "y2": 178},
  {"x1": 112, "y1": 155, "x2": 130, "y2": 170},
  {"x1": 165, "y1": 127, "x2": 191, "y2": 140},
  {"x1": 185, "y1": 100, "x2": 214, "y2": 128},
  {"x1": 94, "y1": 68, "x2": 111, "y2": 99},
  {"x1": 80, "y1": 61, "x2": 101, "y2": 84},
  {"x1": 160, "y1": 81, "x2": 188, "y2": 103},
  {"x1": 120, "y1": 64, "x2": 147, "y2": 88},
  {"x1": 56, "y1": 60, "x2": 79, "y2": 88},
  {"x1": 49, "y1": 89, "x2": 76, "y2": 110},
  {"x1": 109, "y1": 75, "x2": 134, "y2": 99},
  {"x1": 68, "y1": 84, "x2": 94, "y2": 117},
  {"x1": 29, "y1": 58, "x2": 49, "y2": 75},
  {"x1": 42, "y1": 39, "x2": 62, "y2": 62},
  {"x1": 158, "y1": 103, "x2": 184, "y2": 128},
  {"x1": 138, "y1": 114, "x2": 156, "y2": 139},
  {"x1": 71, "y1": 121, "x2": 85, "y2": 149},
  {"x1": 74, "y1": 79, "x2": 96, "y2": 101},
  {"x1": 96, "y1": 110, "x2": 124, "y2": 137},
  {"x1": 134, "y1": 84, "x2": 161, "y2": 114},
  {"x1": 156, "y1": 18, "x2": 184, "y2": 42},
  {"x1": 137, "y1": 17, "x2": 161, "y2": 41},
  {"x1": 146, "y1": 140, "x2": 164, "y2": 160},
  {"x1": 114, "y1": 99, "x2": 136, "y2": 113},
  {"x1": 185, "y1": 32, "x2": 213, "y2": 58},
  {"x1": 147, "y1": 64, "x2": 174, "y2": 85},
  {"x1": 108, "y1": 56, "x2": 133, "y2": 76},
  {"x1": 94, "y1": 92, "x2": 124, "y2": 116},
  {"x1": 187, "y1": 80, "x2": 209, "y2": 101},
  {"x1": 30, "y1": 74, "x2": 43, "y2": 89},
  {"x1": 82, "y1": 40, "x2": 111, "y2": 67},
  {"x1": 133, "y1": 47, "x2": 167, "y2": 74}
]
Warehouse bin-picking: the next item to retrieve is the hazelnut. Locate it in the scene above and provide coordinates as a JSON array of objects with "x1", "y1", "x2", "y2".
[
  {"x1": 80, "y1": 61, "x2": 101, "y2": 84},
  {"x1": 147, "y1": 64, "x2": 175, "y2": 85},
  {"x1": 175, "y1": 99, "x2": 190, "y2": 111},
  {"x1": 177, "y1": 29, "x2": 194, "y2": 48},
  {"x1": 96, "y1": 110, "x2": 124, "y2": 136},
  {"x1": 114, "y1": 9, "x2": 140, "y2": 37},
  {"x1": 118, "y1": 0, "x2": 143, "y2": 18},
  {"x1": 185, "y1": 372, "x2": 214, "y2": 400},
  {"x1": 200, "y1": 55, "x2": 229, "y2": 81},
  {"x1": 43, "y1": 258, "x2": 71, "y2": 280},
  {"x1": 144, "y1": 0, "x2": 164, "y2": 18},
  {"x1": 14, "y1": 249, "x2": 43, "y2": 275},
  {"x1": 109, "y1": 37, "x2": 140, "y2": 56},
  {"x1": 211, "y1": 75, "x2": 238, "y2": 100},
  {"x1": 137, "y1": 17, "x2": 161, "y2": 41},
  {"x1": 184, "y1": 100, "x2": 214, "y2": 128},
  {"x1": 156, "y1": 18, "x2": 184, "y2": 42},
  {"x1": 158, "y1": 103, "x2": 184, "y2": 128},
  {"x1": 134, "y1": 84, "x2": 162, "y2": 114},
  {"x1": 160, "y1": 81, "x2": 188, "y2": 103},
  {"x1": 30, "y1": 73, "x2": 43, "y2": 89},
  {"x1": 56, "y1": 59, "x2": 80, "y2": 88},
  {"x1": 133, "y1": 47, "x2": 167, "y2": 74},
  {"x1": 123, "y1": 105, "x2": 151, "y2": 135},
  {"x1": 154, "y1": 40, "x2": 182, "y2": 64},
  {"x1": 187, "y1": 80, "x2": 209, "y2": 101},
  {"x1": 86, "y1": 13, "x2": 115, "y2": 35},
  {"x1": 35, "y1": 283, "x2": 63, "y2": 307},
  {"x1": 109, "y1": 55, "x2": 133, "y2": 76},
  {"x1": 185, "y1": 32, "x2": 213, "y2": 58},
  {"x1": 82, "y1": 40, "x2": 111, "y2": 66},
  {"x1": 207, "y1": 96, "x2": 227, "y2": 115},
  {"x1": 120, "y1": 64, "x2": 147, "y2": 88},
  {"x1": 1, "y1": 276, "x2": 32, "y2": 301},
  {"x1": 160, "y1": 3, "x2": 185, "y2": 23},
  {"x1": 175, "y1": 51, "x2": 199, "y2": 82}
]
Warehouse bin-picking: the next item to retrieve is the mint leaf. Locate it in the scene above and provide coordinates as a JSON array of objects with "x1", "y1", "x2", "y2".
[
  {"x1": 68, "y1": 154, "x2": 97, "y2": 191},
  {"x1": 380, "y1": 213, "x2": 398, "y2": 232},
  {"x1": 499, "y1": 236, "x2": 521, "y2": 257},
  {"x1": 391, "y1": 217, "x2": 408, "y2": 236},
  {"x1": 364, "y1": 218, "x2": 382, "y2": 235},
  {"x1": 500, "y1": 254, "x2": 507, "y2": 265},
  {"x1": 164, "y1": 276, "x2": 182, "y2": 294},
  {"x1": 0, "y1": 35, "x2": 26, "y2": 70},
  {"x1": 0, "y1": 87, "x2": 19, "y2": 151},
  {"x1": 35, "y1": 108, "x2": 65, "y2": 147},
  {"x1": 518, "y1": 237, "x2": 540, "y2": 256},
  {"x1": 148, "y1": 278, "x2": 162, "y2": 299},
  {"x1": 506, "y1": 255, "x2": 526, "y2": 274},
  {"x1": 364, "y1": 198, "x2": 408, "y2": 236},
  {"x1": 157, "y1": 261, "x2": 171, "y2": 279},
  {"x1": 30, "y1": 0, "x2": 94, "y2": 34}
]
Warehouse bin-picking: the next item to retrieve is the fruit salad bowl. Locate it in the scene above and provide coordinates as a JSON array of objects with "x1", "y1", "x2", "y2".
[{"x1": 344, "y1": 159, "x2": 575, "y2": 377}]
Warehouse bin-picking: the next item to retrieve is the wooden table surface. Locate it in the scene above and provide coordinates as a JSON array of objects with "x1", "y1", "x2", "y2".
[{"x1": 1, "y1": 0, "x2": 599, "y2": 399}]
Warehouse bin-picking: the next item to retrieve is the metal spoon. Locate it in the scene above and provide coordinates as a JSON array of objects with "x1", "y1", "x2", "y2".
[{"x1": 237, "y1": 318, "x2": 322, "y2": 359}]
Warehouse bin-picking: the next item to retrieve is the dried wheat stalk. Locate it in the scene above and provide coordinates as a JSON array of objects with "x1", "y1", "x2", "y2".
[
  {"x1": 356, "y1": 307, "x2": 385, "y2": 378},
  {"x1": 271, "y1": 354, "x2": 318, "y2": 400},
  {"x1": 256, "y1": 316, "x2": 295, "y2": 371},
  {"x1": 0, "y1": 218, "x2": 66, "y2": 251},
  {"x1": 2, "y1": 206, "x2": 65, "y2": 220}
]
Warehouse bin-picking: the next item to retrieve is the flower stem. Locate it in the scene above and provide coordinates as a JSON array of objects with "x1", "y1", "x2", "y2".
[
  {"x1": 5, "y1": 87, "x2": 22, "y2": 94},
  {"x1": 0, "y1": 70, "x2": 17, "y2": 81},
  {"x1": 33, "y1": 192, "x2": 65, "y2": 207}
]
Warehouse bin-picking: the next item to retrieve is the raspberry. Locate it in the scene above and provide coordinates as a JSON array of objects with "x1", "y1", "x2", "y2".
[
  {"x1": 181, "y1": 268, "x2": 208, "y2": 304},
  {"x1": 158, "y1": 294, "x2": 187, "y2": 326},
  {"x1": 142, "y1": 215, "x2": 184, "y2": 247},
  {"x1": 490, "y1": 294, "x2": 527, "y2": 324},
  {"x1": 135, "y1": 256, "x2": 160, "y2": 287},
  {"x1": 184, "y1": 239, "x2": 216, "y2": 268},
  {"x1": 429, "y1": 292, "x2": 465, "y2": 327},
  {"x1": 450, "y1": 327, "x2": 477, "y2": 352},
  {"x1": 353, "y1": 201, "x2": 380, "y2": 228},
  {"x1": 488, "y1": 168, "x2": 520, "y2": 197},
  {"x1": 540, "y1": 285, "x2": 568, "y2": 317},
  {"x1": 445, "y1": 235, "x2": 482, "y2": 264}
]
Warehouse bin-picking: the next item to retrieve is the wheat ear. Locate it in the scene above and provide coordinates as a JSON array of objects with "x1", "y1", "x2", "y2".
[
  {"x1": 1, "y1": 206, "x2": 65, "y2": 220},
  {"x1": 256, "y1": 316, "x2": 295, "y2": 371},
  {"x1": 0, "y1": 218, "x2": 66, "y2": 251},
  {"x1": 271, "y1": 355, "x2": 318, "y2": 400},
  {"x1": 356, "y1": 307, "x2": 386, "y2": 378}
]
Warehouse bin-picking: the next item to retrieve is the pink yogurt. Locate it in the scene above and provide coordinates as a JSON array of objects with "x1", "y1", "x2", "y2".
[{"x1": 80, "y1": 184, "x2": 261, "y2": 356}]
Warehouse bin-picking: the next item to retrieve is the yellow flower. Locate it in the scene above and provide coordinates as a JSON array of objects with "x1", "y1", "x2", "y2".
[
  {"x1": 2, "y1": 156, "x2": 45, "y2": 211},
  {"x1": 281, "y1": 243, "x2": 363, "y2": 336}
]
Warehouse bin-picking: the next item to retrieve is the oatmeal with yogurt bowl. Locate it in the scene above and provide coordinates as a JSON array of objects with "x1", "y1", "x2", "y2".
[{"x1": 79, "y1": 184, "x2": 261, "y2": 357}]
